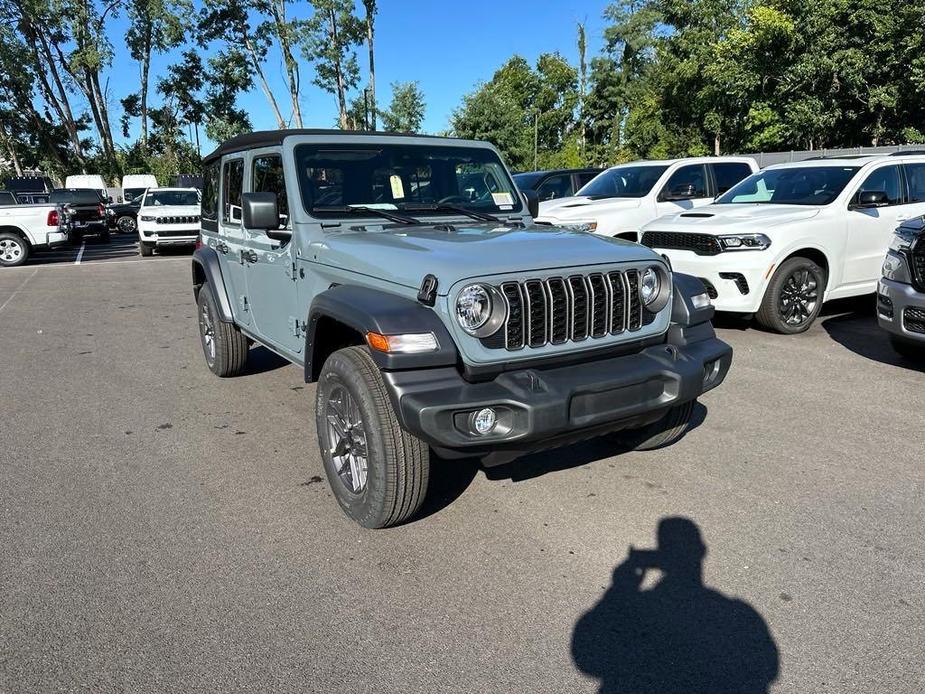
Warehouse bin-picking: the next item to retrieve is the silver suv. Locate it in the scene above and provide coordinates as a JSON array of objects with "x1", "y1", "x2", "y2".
[
  {"x1": 191, "y1": 130, "x2": 733, "y2": 527},
  {"x1": 878, "y1": 216, "x2": 925, "y2": 358}
]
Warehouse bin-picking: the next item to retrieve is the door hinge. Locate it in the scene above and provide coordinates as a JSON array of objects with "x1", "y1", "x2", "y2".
[
  {"x1": 288, "y1": 316, "x2": 307, "y2": 337},
  {"x1": 239, "y1": 295, "x2": 249, "y2": 312},
  {"x1": 290, "y1": 262, "x2": 299, "y2": 281}
]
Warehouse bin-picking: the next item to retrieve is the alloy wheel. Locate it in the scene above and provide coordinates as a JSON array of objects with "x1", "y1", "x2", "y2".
[
  {"x1": 778, "y1": 268, "x2": 819, "y2": 327},
  {"x1": 0, "y1": 238, "x2": 24, "y2": 264},
  {"x1": 199, "y1": 300, "x2": 216, "y2": 364},
  {"x1": 325, "y1": 384, "x2": 369, "y2": 494},
  {"x1": 117, "y1": 216, "x2": 136, "y2": 233}
]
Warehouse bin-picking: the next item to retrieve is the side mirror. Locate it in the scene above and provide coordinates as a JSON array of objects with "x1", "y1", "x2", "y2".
[
  {"x1": 661, "y1": 183, "x2": 697, "y2": 201},
  {"x1": 853, "y1": 190, "x2": 889, "y2": 209},
  {"x1": 522, "y1": 188, "x2": 539, "y2": 218},
  {"x1": 243, "y1": 192, "x2": 291, "y2": 242}
]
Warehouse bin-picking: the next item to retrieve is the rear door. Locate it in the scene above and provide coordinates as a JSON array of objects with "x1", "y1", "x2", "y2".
[
  {"x1": 217, "y1": 157, "x2": 251, "y2": 326},
  {"x1": 843, "y1": 164, "x2": 906, "y2": 287},
  {"x1": 711, "y1": 162, "x2": 754, "y2": 196}
]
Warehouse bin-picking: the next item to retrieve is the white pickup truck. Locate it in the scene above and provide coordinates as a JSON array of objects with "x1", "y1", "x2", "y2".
[
  {"x1": 0, "y1": 203, "x2": 70, "y2": 267},
  {"x1": 640, "y1": 154, "x2": 925, "y2": 333}
]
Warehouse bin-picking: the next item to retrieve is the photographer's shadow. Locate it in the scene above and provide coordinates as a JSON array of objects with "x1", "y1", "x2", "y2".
[{"x1": 572, "y1": 517, "x2": 779, "y2": 693}]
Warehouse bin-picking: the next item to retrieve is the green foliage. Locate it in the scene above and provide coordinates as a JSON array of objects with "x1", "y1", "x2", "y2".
[{"x1": 380, "y1": 81, "x2": 426, "y2": 133}]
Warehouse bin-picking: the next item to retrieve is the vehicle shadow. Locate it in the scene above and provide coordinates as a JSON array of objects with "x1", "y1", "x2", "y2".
[
  {"x1": 244, "y1": 345, "x2": 291, "y2": 375},
  {"x1": 571, "y1": 517, "x2": 779, "y2": 693},
  {"x1": 820, "y1": 296, "x2": 925, "y2": 373}
]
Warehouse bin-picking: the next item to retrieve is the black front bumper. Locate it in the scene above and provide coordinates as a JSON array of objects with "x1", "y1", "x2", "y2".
[{"x1": 382, "y1": 325, "x2": 732, "y2": 463}]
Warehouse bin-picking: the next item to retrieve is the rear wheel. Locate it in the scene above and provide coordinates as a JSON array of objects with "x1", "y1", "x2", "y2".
[
  {"x1": 756, "y1": 256, "x2": 826, "y2": 334},
  {"x1": 0, "y1": 233, "x2": 28, "y2": 267},
  {"x1": 116, "y1": 215, "x2": 136, "y2": 234},
  {"x1": 316, "y1": 346, "x2": 430, "y2": 528},
  {"x1": 619, "y1": 400, "x2": 695, "y2": 451},
  {"x1": 197, "y1": 287, "x2": 248, "y2": 377}
]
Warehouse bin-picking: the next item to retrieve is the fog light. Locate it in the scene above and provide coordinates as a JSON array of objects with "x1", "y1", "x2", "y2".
[{"x1": 471, "y1": 408, "x2": 497, "y2": 435}]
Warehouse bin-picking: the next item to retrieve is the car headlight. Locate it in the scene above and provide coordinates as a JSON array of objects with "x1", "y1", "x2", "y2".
[
  {"x1": 718, "y1": 233, "x2": 771, "y2": 251},
  {"x1": 640, "y1": 267, "x2": 659, "y2": 306},
  {"x1": 638, "y1": 265, "x2": 671, "y2": 312},
  {"x1": 455, "y1": 284, "x2": 506, "y2": 337},
  {"x1": 559, "y1": 220, "x2": 598, "y2": 233},
  {"x1": 889, "y1": 227, "x2": 920, "y2": 252},
  {"x1": 140, "y1": 215, "x2": 155, "y2": 222}
]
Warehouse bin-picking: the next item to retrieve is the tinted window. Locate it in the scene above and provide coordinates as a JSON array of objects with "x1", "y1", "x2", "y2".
[
  {"x1": 123, "y1": 187, "x2": 147, "y2": 202},
  {"x1": 718, "y1": 167, "x2": 860, "y2": 205},
  {"x1": 662, "y1": 164, "x2": 708, "y2": 198},
  {"x1": 578, "y1": 166, "x2": 668, "y2": 198},
  {"x1": 252, "y1": 155, "x2": 289, "y2": 227},
  {"x1": 512, "y1": 172, "x2": 543, "y2": 191},
  {"x1": 144, "y1": 190, "x2": 199, "y2": 206},
  {"x1": 535, "y1": 173, "x2": 573, "y2": 201},
  {"x1": 49, "y1": 189, "x2": 103, "y2": 204},
  {"x1": 712, "y1": 163, "x2": 753, "y2": 194},
  {"x1": 575, "y1": 171, "x2": 598, "y2": 188},
  {"x1": 856, "y1": 165, "x2": 902, "y2": 205},
  {"x1": 202, "y1": 164, "x2": 219, "y2": 221},
  {"x1": 0, "y1": 191, "x2": 16, "y2": 205},
  {"x1": 222, "y1": 159, "x2": 244, "y2": 223},
  {"x1": 904, "y1": 163, "x2": 925, "y2": 203}
]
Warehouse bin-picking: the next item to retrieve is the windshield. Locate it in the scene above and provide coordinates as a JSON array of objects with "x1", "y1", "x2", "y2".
[
  {"x1": 49, "y1": 189, "x2": 102, "y2": 205},
  {"x1": 144, "y1": 190, "x2": 199, "y2": 206},
  {"x1": 576, "y1": 165, "x2": 668, "y2": 198},
  {"x1": 295, "y1": 143, "x2": 522, "y2": 218},
  {"x1": 717, "y1": 167, "x2": 859, "y2": 206},
  {"x1": 123, "y1": 187, "x2": 147, "y2": 201}
]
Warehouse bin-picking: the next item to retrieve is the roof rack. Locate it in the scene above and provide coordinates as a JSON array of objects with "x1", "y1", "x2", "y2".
[{"x1": 890, "y1": 150, "x2": 925, "y2": 156}]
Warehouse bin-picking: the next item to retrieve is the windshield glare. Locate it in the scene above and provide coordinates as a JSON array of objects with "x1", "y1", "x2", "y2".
[
  {"x1": 718, "y1": 167, "x2": 859, "y2": 206},
  {"x1": 295, "y1": 143, "x2": 522, "y2": 218},
  {"x1": 577, "y1": 165, "x2": 668, "y2": 198},
  {"x1": 145, "y1": 190, "x2": 199, "y2": 206}
]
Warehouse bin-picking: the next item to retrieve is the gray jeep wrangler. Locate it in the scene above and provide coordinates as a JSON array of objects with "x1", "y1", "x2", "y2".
[{"x1": 192, "y1": 130, "x2": 732, "y2": 528}]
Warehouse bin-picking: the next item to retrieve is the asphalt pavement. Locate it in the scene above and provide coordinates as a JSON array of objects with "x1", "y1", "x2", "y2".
[{"x1": 1, "y1": 252, "x2": 923, "y2": 693}]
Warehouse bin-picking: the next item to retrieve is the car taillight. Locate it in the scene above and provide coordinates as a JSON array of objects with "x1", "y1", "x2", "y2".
[
  {"x1": 47, "y1": 210, "x2": 59, "y2": 226},
  {"x1": 97, "y1": 203, "x2": 105, "y2": 217},
  {"x1": 195, "y1": 235, "x2": 203, "y2": 250}
]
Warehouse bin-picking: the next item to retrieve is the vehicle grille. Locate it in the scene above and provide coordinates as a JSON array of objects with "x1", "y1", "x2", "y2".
[
  {"x1": 482, "y1": 270, "x2": 645, "y2": 351},
  {"x1": 911, "y1": 244, "x2": 925, "y2": 291},
  {"x1": 904, "y1": 306, "x2": 925, "y2": 334},
  {"x1": 641, "y1": 231, "x2": 722, "y2": 256},
  {"x1": 156, "y1": 215, "x2": 200, "y2": 225},
  {"x1": 157, "y1": 228, "x2": 199, "y2": 238}
]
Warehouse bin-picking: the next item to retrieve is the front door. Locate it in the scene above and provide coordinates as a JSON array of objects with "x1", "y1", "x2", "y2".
[
  {"x1": 243, "y1": 150, "x2": 303, "y2": 354},
  {"x1": 655, "y1": 164, "x2": 713, "y2": 217}
]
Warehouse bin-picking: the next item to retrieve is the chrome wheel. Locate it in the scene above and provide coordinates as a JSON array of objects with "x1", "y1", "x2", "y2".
[
  {"x1": 325, "y1": 384, "x2": 369, "y2": 494},
  {"x1": 199, "y1": 300, "x2": 216, "y2": 364},
  {"x1": 778, "y1": 268, "x2": 819, "y2": 327},
  {"x1": 0, "y1": 238, "x2": 24, "y2": 264},
  {"x1": 117, "y1": 215, "x2": 136, "y2": 233}
]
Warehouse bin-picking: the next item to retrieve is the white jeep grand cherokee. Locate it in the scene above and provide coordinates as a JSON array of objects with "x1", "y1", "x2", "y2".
[
  {"x1": 640, "y1": 155, "x2": 925, "y2": 333},
  {"x1": 137, "y1": 187, "x2": 201, "y2": 257}
]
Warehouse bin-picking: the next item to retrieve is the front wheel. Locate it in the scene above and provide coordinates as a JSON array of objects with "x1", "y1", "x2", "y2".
[
  {"x1": 0, "y1": 233, "x2": 28, "y2": 267},
  {"x1": 756, "y1": 256, "x2": 826, "y2": 334},
  {"x1": 619, "y1": 400, "x2": 695, "y2": 451},
  {"x1": 316, "y1": 346, "x2": 430, "y2": 528}
]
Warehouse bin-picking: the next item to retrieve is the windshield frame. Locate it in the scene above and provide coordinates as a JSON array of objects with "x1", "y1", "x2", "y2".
[
  {"x1": 576, "y1": 164, "x2": 670, "y2": 199},
  {"x1": 293, "y1": 141, "x2": 523, "y2": 220},
  {"x1": 716, "y1": 166, "x2": 861, "y2": 207},
  {"x1": 142, "y1": 189, "x2": 200, "y2": 207}
]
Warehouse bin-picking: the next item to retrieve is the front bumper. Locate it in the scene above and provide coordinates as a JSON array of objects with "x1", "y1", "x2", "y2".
[
  {"x1": 877, "y1": 278, "x2": 925, "y2": 343},
  {"x1": 382, "y1": 327, "x2": 731, "y2": 463},
  {"x1": 656, "y1": 249, "x2": 774, "y2": 313},
  {"x1": 140, "y1": 227, "x2": 199, "y2": 245}
]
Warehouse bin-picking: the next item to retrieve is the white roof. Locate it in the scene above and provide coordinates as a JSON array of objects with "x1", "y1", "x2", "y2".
[
  {"x1": 606, "y1": 156, "x2": 756, "y2": 170},
  {"x1": 767, "y1": 154, "x2": 925, "y2": 169}
]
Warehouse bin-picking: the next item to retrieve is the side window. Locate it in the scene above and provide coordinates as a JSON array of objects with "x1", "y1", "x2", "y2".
[
  {"x1": 252, "y1": 155, "x2": 289, "y2": 227},
  {"x1": 662, "y1": 164, "x2": 709, "y2": 198},
  {"x1": 712, "y1": 163, "x2": 753, "y2": 195},
  {"x1": 535, "y1": 174, "x2": 573, "y2": 201},
  {"x1": 904, "y1": 163, "x2": 925, "y2": 203},
  {"x1": 201, "y1": 163, "x2": 219, "y2": 222},
  {"x1": 856, "y1": 165, "x2": 902, "y2": 205},
  {"x1": 575, "y1": 171, "x2": 597, "y2": 189},
  {"x1": 222, "y1": 158, "x2": 244, "y2": 224}
]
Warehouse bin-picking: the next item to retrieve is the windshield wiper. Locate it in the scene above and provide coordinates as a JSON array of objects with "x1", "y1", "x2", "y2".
[
  {"x1": 313, "y1": 205, "x2": 424, "y2": 226},
  {"x1": 398, "y1": 203, "x2": 501, "y2": 224}
]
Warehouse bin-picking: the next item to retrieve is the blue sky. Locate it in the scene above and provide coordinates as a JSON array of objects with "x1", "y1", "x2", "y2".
[{"x1": 105, "y1": 0, "x2": 611, "y2": 150}]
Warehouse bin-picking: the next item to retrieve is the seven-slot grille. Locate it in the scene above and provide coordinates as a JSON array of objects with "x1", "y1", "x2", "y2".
[
  {"x1": 156, "y1": 215, "x2": 200, "y2": 225},
  {"x1": 641, "y1": 231, "x2": 722, "y2": 256},
  {"x1": 483, "y1": 270, "x2": 644, "y2": 351}
]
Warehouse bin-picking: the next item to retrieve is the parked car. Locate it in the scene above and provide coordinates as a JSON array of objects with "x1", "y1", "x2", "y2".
[
  {"x1": 0, "y1": 191, "x2": 17, "y2": 205},
  {"x1": 513, "y1": 168, "x2": 603, "y2": 201},
  {"x1": 64, "y1": 174, "x2": 109, "y2": 202},
  {"x1": 4, "y1": 174, "x2": 54, "y2": 197},
  {"x1": 106, "y1": 197, "x2": 141, "y2": 234},
  {"x1": 639, "y1": 154, "x2": 925, "y2": 333},
  {"x1": 0, "y1": 198, "x2": 69, "y2": 267},
  {"x1": 536, "y1": 157, "x2": 758, "y2": 242},
  {"x1": 49, "y1": 188, "x2": 109, "y2": 242},
  {"x1": 877, "y1": 216, "x2": 925, "y2": 358},
  {"x1": 121, "y1": 174, "x2": 158, "y2": 203},
  {"x1": 191, "y1": 129, "x2": 732, "y2": 528},
  {"x1": 137, "y1": 187, "x2": 201, "y2": 256}
]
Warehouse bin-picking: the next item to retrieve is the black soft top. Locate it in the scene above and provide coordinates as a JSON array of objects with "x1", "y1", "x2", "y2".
[{"x1": 49, "y1": 188, "x2": 103, "y2": 204}]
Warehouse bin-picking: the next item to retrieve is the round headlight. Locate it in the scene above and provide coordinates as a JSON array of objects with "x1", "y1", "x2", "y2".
[
  {"x1": 640, "y1": 267, "x2": 660, "y2": 306},
  {"x1": 456, "y1": 284, "x2": 492, "y2": 333}
]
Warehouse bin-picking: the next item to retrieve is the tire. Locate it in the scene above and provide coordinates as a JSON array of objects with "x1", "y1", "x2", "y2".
[
  {"x1": 117, "y1": 215, "x2": 136, "y2": 234},
  {"x1": 890, "y1": 335, "x2": 923, "y2": 361},
  {"x1": 620, "y1": 399, "x2": 695, "y2": 451},
  {"x1": 756, "y1": 256, "x2": 826, "y2": 334},
  {"x1": 0, "y1": 232, "x2": 29, "y2": 267},
  {"x1": 99, "y1": 230, "x2": 110, "y2": 243},
  {"x1": 139, "y1": 241, "x2": 154, "y2": 257},
  {"x1": 316, "y1": 346, "x2": 430, "y2": 528},
  {"x1": 197, "y1": 286, "x2": 248, "y2": 377}
]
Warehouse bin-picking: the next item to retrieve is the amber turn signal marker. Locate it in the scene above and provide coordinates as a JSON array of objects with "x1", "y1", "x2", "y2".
[{"x1": 366, "y1": 331, "x2": 391, "y2": 352}]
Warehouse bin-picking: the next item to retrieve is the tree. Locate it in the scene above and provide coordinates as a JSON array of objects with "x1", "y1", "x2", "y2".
[
  {"x1": 255, "y1": 0, "x2": 304, "y2": 126},
  {"x1": 158, "y1": 50, "x2": 206, "y2": 153},
  {"x1": 301, "y1": 0, "x2": 363, "y2": 129},
  {"x1": 202, "y1": 50, "x2": 253, "y2": 142},
  {"x1": 362, "y1": 0, "x2": 377, "y2": 130},
  {"x1": 380, "y1": 81, "x2": 425, "y2": 133}
]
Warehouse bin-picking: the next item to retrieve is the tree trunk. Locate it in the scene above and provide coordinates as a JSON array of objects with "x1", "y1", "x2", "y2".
[
  {"x1": 366, "y1": 10, "x2": 376, "y2": 130},
  {"x1": 243, "y1": 34, "x2": 286, "y2": 129},
  {"x1": 714, "y1": 132, "x2": 721, "y2": 156},
  {"x1": 32, "y1": 27, "x2": 85, "y2": 163},
  {"x1": 328, "y1": 9, "x2": 349, "y2": 129},
  {"x1": 141, "y1": 27, "x2": 151, "y2": 146},
  {"x1": 272, "y1": 0, "x2": 302, "y2": 127},
  {"x1": 0, "y1": 124, "x2": 23, "y2": 176}
]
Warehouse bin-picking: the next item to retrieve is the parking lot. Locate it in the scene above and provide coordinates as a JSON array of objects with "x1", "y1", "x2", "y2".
[{"x1": 1, "y1": 254, "x2": 923, "y2": 693}]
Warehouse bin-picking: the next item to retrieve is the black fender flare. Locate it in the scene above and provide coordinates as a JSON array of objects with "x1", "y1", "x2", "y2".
[
  {"x1": 305, "y1": 284, "x2": 459, "y2": 381},
  {"x1": 191, "y1": 246, "x2": 235, "y2": 322}
]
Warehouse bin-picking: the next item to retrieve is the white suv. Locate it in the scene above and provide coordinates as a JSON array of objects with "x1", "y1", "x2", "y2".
[
  {"x1": 535, "y1": 157, "x2": 758, "y2": 241},
  {"x1": 137, "y1": 187, "x2": 201, "y2": 256},
  {"x1": 640, "y1": 155, "x2": 925, "y2": 333}
]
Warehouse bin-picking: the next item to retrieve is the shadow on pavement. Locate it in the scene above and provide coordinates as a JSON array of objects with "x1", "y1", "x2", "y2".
[
  {"x1": 244, "y1": 345, "x2": 291, "y2": 376},
  {"x1": 572, "y1": 517, "x2": 779, "y2": 693}
]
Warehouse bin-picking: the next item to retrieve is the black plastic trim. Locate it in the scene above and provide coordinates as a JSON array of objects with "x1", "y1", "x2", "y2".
[
  {"x1": 671, "y1": 273, "x2": 716, "y2": 326},
  {"x1": 191, "y1": 246, "x2": 235, "y2": 322}
]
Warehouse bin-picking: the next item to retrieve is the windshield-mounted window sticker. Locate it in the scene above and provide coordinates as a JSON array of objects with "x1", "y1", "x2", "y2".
[
  {"x1": 390, "y1": 175, "x2": 405, "y2": 199},
  {"x1": 491, "y1": 192, "x2": 514, "y2": 209}
]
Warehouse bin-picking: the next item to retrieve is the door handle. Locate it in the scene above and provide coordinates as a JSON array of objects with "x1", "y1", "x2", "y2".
[{"x1": 216, "y1": 242, "x2": 229, "y2": 254}]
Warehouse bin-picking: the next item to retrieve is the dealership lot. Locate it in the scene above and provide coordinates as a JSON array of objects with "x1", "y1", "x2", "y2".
[{"x1": 1, "y1": 257, "x2": 923, "y2": 693}]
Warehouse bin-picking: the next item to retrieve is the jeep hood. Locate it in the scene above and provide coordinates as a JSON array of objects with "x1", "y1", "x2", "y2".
[
  {"x1": 650, "y1": 203, "x2": 821, "y2": 231},
  {"x1": 537, "y1": 196, "x2": 641, "y2": 220},
  {"x1": 312, "y1": 224, "x2": 660, "y2": 293}
]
